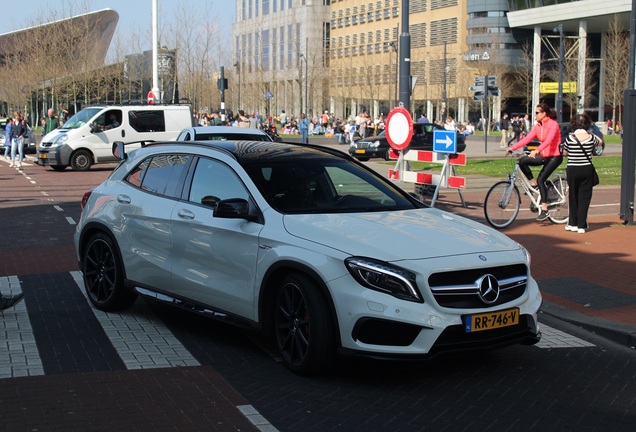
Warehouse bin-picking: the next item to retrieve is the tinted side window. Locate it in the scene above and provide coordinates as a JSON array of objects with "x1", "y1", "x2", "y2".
[
  {"x1": 127, "y1": 154, "x2": 191, "y2": 198},
  {"x1": 129, "y1": 110, "x2": 166, "y2": 132},
  {"x1": 188, "y1": 158, "x2": 249, "y2": 206}
]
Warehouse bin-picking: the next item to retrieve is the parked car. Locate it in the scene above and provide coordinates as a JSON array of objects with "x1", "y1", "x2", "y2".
[
  {"x1": 75, "y1": 139, "x2": 542, "y2": 375},
  {"x1": 348, "y1": 123, "x2": 467, "y2": 161},
  {"x1": 0, "y1": 118, "x2": 37, "y2": 154},
  {"x1": 176, "y1": 125, "x2": 274, "y2": 142}
]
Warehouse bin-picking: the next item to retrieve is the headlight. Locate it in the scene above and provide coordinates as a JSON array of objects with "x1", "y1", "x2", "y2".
[
  {"x1": 369, "y1": 140, "x2": 381, "y2": 148},
  {"x1": 51, "y1": 135, "x2": 68, "y2": 147},
  {"x1": 520, "y1": 244, "x2": 531, "y2": 267},
  {"x1": 345, "y1": 257, "x2": 423, "y2": 303}
]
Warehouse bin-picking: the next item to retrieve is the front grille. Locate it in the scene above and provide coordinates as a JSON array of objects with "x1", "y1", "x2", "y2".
[
  {"x1": 354, "y1": 142, "x2": 370, "y2": 149},
  {"x1": 428, "y1": 264, "x2": 528, "y2": 309}
]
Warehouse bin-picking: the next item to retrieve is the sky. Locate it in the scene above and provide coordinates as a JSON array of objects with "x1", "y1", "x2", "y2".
[{"x1": 6, "y1": 0, "x2": 235, "y2": 57}]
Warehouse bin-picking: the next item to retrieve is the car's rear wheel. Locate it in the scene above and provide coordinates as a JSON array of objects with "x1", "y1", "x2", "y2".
[
  {"x1": 82, "y1": 232, "x2": 137, "y2": 311},
  {"x1": 274, "y1": 273, "x2": 335, "y2": 375}
]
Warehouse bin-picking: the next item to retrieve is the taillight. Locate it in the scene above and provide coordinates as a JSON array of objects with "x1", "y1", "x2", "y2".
[{"x1": 81, "y1": 190, "x2": 93, "y2": 210}]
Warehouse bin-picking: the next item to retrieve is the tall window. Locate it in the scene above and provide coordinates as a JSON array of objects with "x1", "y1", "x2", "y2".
[
  {"x1": 287, "y1": 25, "x2": 293, "y2": 65},
  {"x1": 262, "y1": 30, "x2": 270, "y2": 71},
  {"x1": 280, "y1": 26, "x2": 285, "y2": 68}
]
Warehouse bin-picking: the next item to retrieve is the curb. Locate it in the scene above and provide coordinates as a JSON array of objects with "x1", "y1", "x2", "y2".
[{"x1": 541, "y1": 301, "x2": 636, "y2": 350}]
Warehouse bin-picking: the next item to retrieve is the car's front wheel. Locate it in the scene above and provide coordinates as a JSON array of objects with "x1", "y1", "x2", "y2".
[
  {"x1": 71, "y1": 149, "x2": 93, "y2": 171},
  {"x1": 274, "y1": 273, "x2": 335, "y2": 375},
  {"x1": 82, "y1": 232, "x2": 137, "y2": 311}
]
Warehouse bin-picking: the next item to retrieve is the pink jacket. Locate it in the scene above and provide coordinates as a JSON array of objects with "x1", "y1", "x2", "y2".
[{"x1": 510, "y1": 117, "x2": 562, "y2": 158}]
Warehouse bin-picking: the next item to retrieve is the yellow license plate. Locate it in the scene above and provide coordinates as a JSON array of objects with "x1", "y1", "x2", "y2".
[
  {"x1": 464, "y1": 308, "x2": 519, "y2": 332},
  {"x1": 39, "y1": 153, "x2": 47, "y2": 159},
  {"x1": 355, "y1": 149, "x2": 365, "y2": 154}
]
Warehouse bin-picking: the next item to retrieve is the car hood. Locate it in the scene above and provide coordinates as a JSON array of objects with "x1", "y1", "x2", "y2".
[{"x1": 282, "y1": 208, "x2": 520, "y2": 260}]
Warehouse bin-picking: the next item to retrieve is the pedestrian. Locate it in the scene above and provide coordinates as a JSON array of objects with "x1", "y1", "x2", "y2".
[
  {"x1": 499, "y1": 113, "x2": 510, "y2": 148},
  {"x1": 4, "y1": 117, "x2": 14, "y2": 159},
  {"x1": 507, "y1": 115, "x2": 523, "y2": 146},
  {"x1": 10, "y1": 112, "x2": 26, "y2": 168},
  {"x1": 299, "y1": 113, "x2": 309, "y2": 144},
  {"x1": 417, "y1": 113, "x2": 429, "y2": 123},
  {"x1": 507, "y1": 103, "x2": 563, "y2": 221},
  {"x1": 561, "y1": 113, "x2": 602, "y2": 234},
  {"x1": 0, "y1": 292, "x2": 24, "y2": 311},
  {"x1": 44, "y1": 108, "x2": 58, "y2": 136}
]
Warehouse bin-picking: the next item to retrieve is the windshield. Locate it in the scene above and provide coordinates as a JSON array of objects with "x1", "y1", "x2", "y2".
[
  {"x1": 60, "y1": 108, "x2": 103, "y2": 129},
  {"x1": 245, "y1": 157, "x2": 417, "y2": 214}
]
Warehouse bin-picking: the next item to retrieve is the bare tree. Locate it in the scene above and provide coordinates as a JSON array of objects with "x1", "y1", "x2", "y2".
[
  {"x1": 603, "y1": 14, "x2": 630, "y2": 127},
  {"x1": 513, "y1": 40, "x2": 534, "y2": 114}
]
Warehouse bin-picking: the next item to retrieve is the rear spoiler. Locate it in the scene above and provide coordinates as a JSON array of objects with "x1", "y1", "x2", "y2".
[{"x1": 112, "y1": 140, "x2": 156, "y2": 160}]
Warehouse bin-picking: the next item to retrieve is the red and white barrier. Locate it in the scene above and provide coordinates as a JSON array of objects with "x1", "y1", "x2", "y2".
[{"x1": 388, "y1": 150, "x2": 466, "y2": 189}]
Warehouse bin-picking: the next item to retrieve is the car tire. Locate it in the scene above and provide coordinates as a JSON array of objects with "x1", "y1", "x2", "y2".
[
  {"x1": 383, "y1": 148, "x2": 392, "y2": 161},
  {"x1": 70, "y1": 149, "x2": 93, "y2": 171},
  {"x1": 82, "y1": 232, "x2": 137, "y2": 311},
  {"x1": 593, "y1": 143, "x2": 604, "y2": 157},
  {"x1": 355, "y1": 157, "x2": 370, "y2": 162},
  {"x1": 274, "y1": 273, "x2": 335, "y2": 375}
]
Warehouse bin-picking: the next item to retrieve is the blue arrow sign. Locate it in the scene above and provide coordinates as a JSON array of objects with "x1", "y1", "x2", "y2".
[{"x1": 433, "y1": 130, "x2": 457, "y2": 154}]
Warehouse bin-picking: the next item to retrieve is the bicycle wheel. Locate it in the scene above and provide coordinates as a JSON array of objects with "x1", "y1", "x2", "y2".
[
  {"x1": 484, "y1": 181, "x2": 521, "y2": 229},
  {"x1": 547, "y1": 177, "x2": 569, "y2": 224}
]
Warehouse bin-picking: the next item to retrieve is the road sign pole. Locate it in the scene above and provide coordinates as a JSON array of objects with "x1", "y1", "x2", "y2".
[{"x1": 484, "y1": 76, "x2": 489, "y2": 154}]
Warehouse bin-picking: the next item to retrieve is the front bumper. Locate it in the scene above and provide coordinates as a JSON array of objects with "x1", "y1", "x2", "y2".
[
  {"x1": 38, "y1": 144, "x2": 71, "y2": 166},
  {"x1": 329, "y1": 270, "x2": 542, "y2": 358}
]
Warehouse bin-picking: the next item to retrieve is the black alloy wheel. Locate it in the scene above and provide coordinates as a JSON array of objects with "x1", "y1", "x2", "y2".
[
  {"x1": 82, "y1": 232, "x2": 137, "y2": 311},
  {"x1": 274, "y1": 273, "x2": 334, "y2": 375}
]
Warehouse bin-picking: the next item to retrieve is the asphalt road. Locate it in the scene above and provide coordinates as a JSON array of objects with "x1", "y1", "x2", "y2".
[{"x1": 1, "y1": 157, "x2": 634, "y2": 432}]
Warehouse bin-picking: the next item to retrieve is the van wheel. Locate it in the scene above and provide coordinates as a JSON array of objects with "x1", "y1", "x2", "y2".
[{"x1": 71, "y1": 150, "x2": 93, "y2": 171}]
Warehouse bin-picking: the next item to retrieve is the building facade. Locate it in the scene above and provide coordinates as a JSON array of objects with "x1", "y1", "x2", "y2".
[
  {"x1": 232, "y1": 0, "x2": 331, "y2": 119},
  {"x1": 328, "y1": 0, "x2": 533, "y2": 123}
]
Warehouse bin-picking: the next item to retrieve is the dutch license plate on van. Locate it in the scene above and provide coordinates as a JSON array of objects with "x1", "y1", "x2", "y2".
[
  {"x1": 464, "y1": 308, "x2": 519, "y2": 332},
  {"x1": 39, "y1": 153, "x2": 47, "y2": 159}
]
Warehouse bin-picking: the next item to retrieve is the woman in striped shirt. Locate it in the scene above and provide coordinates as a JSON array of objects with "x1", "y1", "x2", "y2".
[{"x1": 561, "y1": 113, "x2": 602, "y2": 234}]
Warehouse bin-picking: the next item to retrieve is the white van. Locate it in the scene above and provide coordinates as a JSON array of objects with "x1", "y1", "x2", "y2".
[{"x1": 38, "y1": 105, "x2": 193, "y2": 171}]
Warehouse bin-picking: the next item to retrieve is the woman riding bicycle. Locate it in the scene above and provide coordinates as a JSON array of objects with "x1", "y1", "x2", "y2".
[{"x1": 506, "y1": 102, "x2": 563, "y2": 221}]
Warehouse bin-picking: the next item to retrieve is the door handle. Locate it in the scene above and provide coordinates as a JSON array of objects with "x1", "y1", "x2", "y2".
[
  {"x1": 116, "y1": 194, "x2": 131, "y2": 204},
  {"x1": 121, "y1": 130, "x2": 125, "y2": 138},
  {"x1": 177, "y1": 209, "x2": 195, "y2": 220}
]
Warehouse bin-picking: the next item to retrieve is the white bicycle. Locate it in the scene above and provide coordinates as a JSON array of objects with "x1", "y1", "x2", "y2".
[{"x1": 484, "y1": 154, "x2": 569, "y2": 229}]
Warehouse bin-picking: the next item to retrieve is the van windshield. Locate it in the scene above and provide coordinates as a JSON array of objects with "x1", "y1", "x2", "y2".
[{"x1": 60, "y1": 108, "x2": 103, "y2": 129}]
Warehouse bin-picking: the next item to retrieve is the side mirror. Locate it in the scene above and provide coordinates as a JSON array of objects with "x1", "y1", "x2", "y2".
[
  {"x1": 213, "y1": 198, "x2": 258, "y2": 222},
  {"x1": 112, "y1": 141, "x2": 126, "y2": 160}
]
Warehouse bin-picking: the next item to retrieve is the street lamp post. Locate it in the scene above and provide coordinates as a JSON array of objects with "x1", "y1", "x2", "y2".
[
  {"x1": 299, "y1": 53, "x2": 308, "y2": 114},
  {"x1": 234, "y1": 62, "x2": 241, "y2": 110},
  {"x1": 389, "y1": 42, "x2": 398, "y2": 107},
  {"x1": 442, "y1": 42, "x2": 447, "y2": 119},
  {"x1": 555, "y1": 24, "x2": 564, "y2": 123}
]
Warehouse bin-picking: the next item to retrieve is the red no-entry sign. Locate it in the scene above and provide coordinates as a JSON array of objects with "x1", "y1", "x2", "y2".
[{"x1": 385, "y1": 107, "x2": 413, "y2": 150}]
